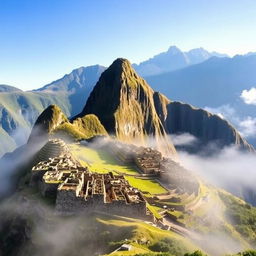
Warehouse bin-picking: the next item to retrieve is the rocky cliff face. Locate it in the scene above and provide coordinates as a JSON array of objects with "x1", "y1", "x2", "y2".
[
  {"x1": 152, "y1": 94, "x2": 254, "y2": 152},
  {"x1": 165, "y1": 101, "x2": 254, "y2": 152},
  {"x1": 78, "y1": 58, "x2": 176, "y2": 155}
]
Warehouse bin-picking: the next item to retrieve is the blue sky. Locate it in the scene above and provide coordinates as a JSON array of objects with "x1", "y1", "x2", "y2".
[{"x1": 1, "y1": 0, "x2": 256, "y2": 90}]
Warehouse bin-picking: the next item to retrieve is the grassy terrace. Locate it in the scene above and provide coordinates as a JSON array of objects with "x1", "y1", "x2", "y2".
[
  {"x1": 70, "y1": 143, "x2": 167, "y2": 195},
  {"x1": 97, "y1": 215, "x2": 199, "y2": 255}
]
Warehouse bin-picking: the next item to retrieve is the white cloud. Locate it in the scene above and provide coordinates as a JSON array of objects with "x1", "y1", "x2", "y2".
[
  {"x1": 171, "y1": 133, "x2": 198, "y2": 146},
  {"x1": 204, "y1": 105, "x2": 236, "y2": 120},
  {"x1": 179, "y1": 145, "x2": 256, "y2": 199},
  {"x1": 239, "y1": 117, "x2": 256, "y2": 137},
  {"x1": 240, "y1": 87, "x2": 256, "y2": 105},
  {"x1": 204, "y1": 104, "x2": 256, "y2": 138}
]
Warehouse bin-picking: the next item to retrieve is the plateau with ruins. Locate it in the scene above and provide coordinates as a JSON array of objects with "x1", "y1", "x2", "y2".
[{"x1": 30, "y1": 138, "x2": 203, "y2": 235}]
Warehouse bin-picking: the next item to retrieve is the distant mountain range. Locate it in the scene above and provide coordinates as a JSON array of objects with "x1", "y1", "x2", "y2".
[
  {"x1": 35, "y1": 65, "x2": 106, "y2": 116},
  {"x1": 0, "y1": 66, "x2": 104, "y2": 156},
  {"x1": 133, "y1": 46, "x2": 228, "y2": 76},
  {"x1": 1, "y1": 45, "x2": 256, "y2": 156},
  {"x1": 145, "y1": 54, "x2": 256, "y2": 109}
]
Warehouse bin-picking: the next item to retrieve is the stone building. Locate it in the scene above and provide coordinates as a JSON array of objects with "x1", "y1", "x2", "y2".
[
  {"x1": 105, "y1": 140, "x2": 199, "y2": 195},
  {"x1": 160, "y1": 158, "x2": 199, "y2": 195},
  {"x1": 106, "y1": 141, "x2": 162, "y2": 175},
  {"x1": 35, "y1": 138, "x2": 70, "y2": 163},
  {"x1": 30, "y1": 145, "x2": 147, "y2": 217},
  {"x1": 56, "y1": 171, "x2": 147, "y2": 217},
  {"x1": 134, "y1": 147, "x2": 162, "y2": 174}
]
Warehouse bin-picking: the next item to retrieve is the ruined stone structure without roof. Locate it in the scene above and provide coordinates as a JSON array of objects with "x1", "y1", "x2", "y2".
[
  {"x1": 30, "y1": 139, "x2": 147, "y2": 217},
  {"x1": 106, "y1": 140, "x2": 199, "y2": 195},
  {"x1": 56, "y1": 171, "x2": 146, "y2": 217},
  {"x1": 35, "y1": 138, "x2": 70, "y2": 163},
  {"x1": 106, "y1": 141, "x2": 163, "y2": 175}
]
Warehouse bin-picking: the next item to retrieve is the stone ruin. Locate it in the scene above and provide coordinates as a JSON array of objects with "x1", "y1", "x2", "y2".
[
  {"x1": 135, "y1": 147, "x2": 162, "y2": 174},
  {"x1": 160, "y1": 158, "x2": 199, "y2": 195},
  {"x1": 105, "y1": 140, "x2": 199, "y2": 195},
  {"x1": 35, "y1": 138, "x2": 70, "y2": 163},
  {"x1": 30, "y1": 140, "x2": 147, "y2": 217},
  {"x1": 56, "y1": 171, "x2": 146, "y2": 217},
  {"x1": 107, "y1": 141, "x2": 162, "y2": 174}
]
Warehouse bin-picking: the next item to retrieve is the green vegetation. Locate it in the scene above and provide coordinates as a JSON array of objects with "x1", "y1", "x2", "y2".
[
  {"x1": 219, "y1": 191, "x2": 256, "y2": 245},
  {"x1": 55, "y1": 114, "x2": 108, "y2": 140},
  {"x1": 230, "y1": 250, "x2": 256, "y2": 256},
  {"x1": 149, "y1": 238, "x2": 189, "y2": 256},
  {"x1": 147, "y1": 204, "x2": 163, "y2": 220},
  {"x1": 98, "y1": 216, "x2": 198, "y2": 255},
  {"x1": 184, "y1": 251, "x2": 207, "y2": 256},
  {"x1": 70, "y1": 143, "x2": 168, "y2": 195},
  {"x1": 70, "y1": 144, "x2": 138, "y2": 175},
  {"x1": 126, "y1": 177, "x2": 167, "y2": 195}
]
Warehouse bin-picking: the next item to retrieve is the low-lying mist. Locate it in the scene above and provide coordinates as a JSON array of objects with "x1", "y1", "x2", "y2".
[{"x1": 175, "y1": 137, "x2": 256, "y2": 204}]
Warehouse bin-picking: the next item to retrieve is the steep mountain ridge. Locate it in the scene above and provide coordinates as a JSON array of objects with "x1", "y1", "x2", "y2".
[
  {"x1": 151, "y1": 92, "x2": 253, "y2": 152},
  {"x1": 166, "y1": 101, "x2": 254, "y2": 152},
  {"x1": 28, "y1": 104, "x2": 108, "y2": 146},
  {"x1": 27, "y1": 105, "x2": 68, "y2": 145}
]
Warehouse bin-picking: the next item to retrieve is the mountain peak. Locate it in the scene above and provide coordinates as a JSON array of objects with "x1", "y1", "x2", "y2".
[
  {"x1": 77, "y1": 58, "x2": 176, "y2": 155},
  {"x1": 0, "y1": 84, "x2": 22, "y2": 93},
  {"x1": 108, "y1": 58, "x2": 134, "y2": 74},
  {"x1": 111, "y1": 57, "x2": 131, "y2": 65},
  {"x1": 28, "y1": 104, "x2": 68, "y2": 144},
  {"x1": 167, "y1": 45, "x2": 182, "y2": 54}
]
